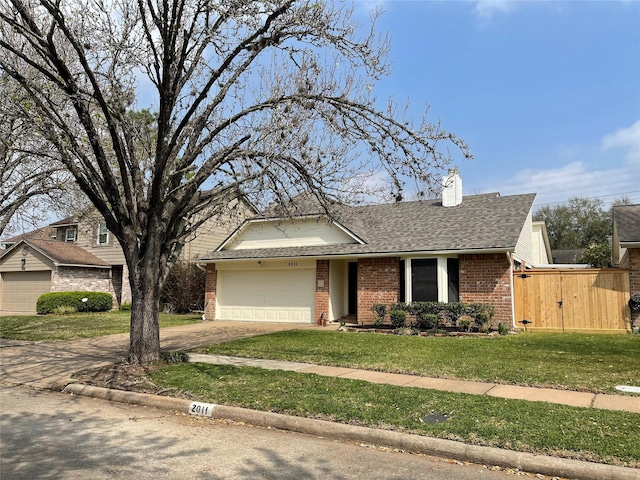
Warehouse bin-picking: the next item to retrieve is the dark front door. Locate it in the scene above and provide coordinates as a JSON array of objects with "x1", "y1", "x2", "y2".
[{"x1": 348, "y1": 262, "x2": 358, "y2": 315}]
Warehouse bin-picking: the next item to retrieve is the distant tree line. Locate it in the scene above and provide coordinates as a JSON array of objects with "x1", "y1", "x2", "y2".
[{"x1": 534, "y1": 196, "x2": 632, "y2": 268}]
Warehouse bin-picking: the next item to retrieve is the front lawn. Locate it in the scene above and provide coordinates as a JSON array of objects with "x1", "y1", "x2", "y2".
[
  {"x1": 193, "y1": 330, "x2": 640, "y2": 393},
  {"x1": 0, "y1": 310, "x2": 200, "y2": 341},
  {"x1": 150, "y1": 363, "x2": 640, "y2": 467}
]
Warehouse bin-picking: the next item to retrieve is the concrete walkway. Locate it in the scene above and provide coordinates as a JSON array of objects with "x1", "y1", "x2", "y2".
[
  {"x1": 2, "y1": 320, "x2": 639, "y2": 480},
  {"x1": 1, "y1": 320, "x2": 639, "y2": 414},
  {"x1": 187, "y1": 353, "x2": 640, "y2": 414}
]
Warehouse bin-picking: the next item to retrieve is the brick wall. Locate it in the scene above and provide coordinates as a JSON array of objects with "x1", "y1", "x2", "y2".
[
  {"x1": 357, "y1": 257, "x2": 400, "y2": 323},
  {"x1": 120, "y1": 264, "x2": 132, "y2": 304},
  {"x1": 458, "y1": 253, "x2": 513, "y2": 325},
  {"x1": 51, "y1": 266, "x2": 114, "y2": 298},
  {"x1": 315, "y1": 259, "x2": 330, "y2": 325},
  {"x1": 629, "y1": 248, "x2": 640, "y2": 328},
  {"x1": 204, "y1": 263, "x2": 217, "y2": 320}
]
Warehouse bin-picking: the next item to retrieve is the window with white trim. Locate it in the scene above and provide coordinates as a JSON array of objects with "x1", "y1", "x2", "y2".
[
  {"x1": 65, "y1": 228, "x2": 77, "y2": 242},
  {"x1": 97, "y1": 223, "x2": 109, "y2": 245},
  {"x1": 400, "y1": 257, "x2": 459, "y2": 303}
]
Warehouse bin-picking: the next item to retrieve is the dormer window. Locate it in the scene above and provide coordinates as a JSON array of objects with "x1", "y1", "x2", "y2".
[
  {"x1": 65, "y1": 228, "x2": 77, "y2": 242},
  {"x1": 97, "y1": 223, "x2": 109, "y2": 245}
]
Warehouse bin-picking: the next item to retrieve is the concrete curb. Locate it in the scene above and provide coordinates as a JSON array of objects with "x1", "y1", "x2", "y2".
[{"x1": 62, "y1": 384, "x2": 638, "y2": 480}]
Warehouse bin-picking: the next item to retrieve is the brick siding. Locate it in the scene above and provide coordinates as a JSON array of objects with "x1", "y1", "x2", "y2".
[
  {"x1": 357, "y1": 257, "x2": 400, "y2": 323},
  {"x1": 204, "y1": 263, "x2": 217, "y2": 320},
  {"x1": 51, "y1": 266, "x2": 114, "y2": 299},
  {"x1": 49, "y1": 265, "x2": 131, "y2": 308},
  {"x1": 458, "y1": 253, "x2": 513, "y2": 325},
  {"x1": 315, "y1": 259, "x2": 330, "y2": 324}
]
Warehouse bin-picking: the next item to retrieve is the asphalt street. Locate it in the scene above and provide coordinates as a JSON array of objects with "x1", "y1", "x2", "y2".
[{"x1": 0, "y1": 385, "x2": 516, "y2": 480}]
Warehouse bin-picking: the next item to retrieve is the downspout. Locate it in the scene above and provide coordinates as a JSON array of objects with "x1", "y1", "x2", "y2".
[
  {"x1": 195, "y1": 263, "x2": 207, "y2": 272},
  {"x1": 508, "y1": 252, "x2": 516, "y2": 328}
]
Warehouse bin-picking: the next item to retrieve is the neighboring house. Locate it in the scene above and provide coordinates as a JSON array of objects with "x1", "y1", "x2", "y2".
[
  {"x1": 531, "y1": 221, "x2": 552, "y2": 266},
  {"x1": 612, "y1": 204, "x2": 640, "y2": 328},
  {"x1": 0, "y1": 208, "x2": 239, "y2": 312},
  {"x1": 198, "y1": 172, "x2": 550, "y2": 327}
]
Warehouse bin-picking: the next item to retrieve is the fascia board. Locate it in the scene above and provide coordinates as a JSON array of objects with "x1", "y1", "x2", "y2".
[{"x1": 201, "y1": 247, "x2": 513, "y2": 264}]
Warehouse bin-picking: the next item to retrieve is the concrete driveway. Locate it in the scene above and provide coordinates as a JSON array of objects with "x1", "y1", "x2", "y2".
[{"x1": 0, "y1": 320, "x2": 324, "y2": 389}]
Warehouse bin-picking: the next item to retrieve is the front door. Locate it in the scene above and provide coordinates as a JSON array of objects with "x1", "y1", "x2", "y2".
[{"x1": 348, "y1": 262, "x2": 358, "y2": 315}]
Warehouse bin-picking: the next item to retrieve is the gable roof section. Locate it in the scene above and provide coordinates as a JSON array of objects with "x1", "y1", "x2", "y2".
[
  {"x1": 200, "y1": 192, "x2": 536, "y2": 261},
  {"x1": 613, "y1": 204, "x2": 640, "y2": 246},
  {"x1": 1, "y1": 226, "x2": 58, "y2": 246},
  {"x1": 0, "y1": 239, "x2": 109, "y2": 268}
]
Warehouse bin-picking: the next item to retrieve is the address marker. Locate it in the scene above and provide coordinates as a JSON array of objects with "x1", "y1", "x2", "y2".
[{"x1": 188, "y1": 401, "x2": 216, "y2": 417}]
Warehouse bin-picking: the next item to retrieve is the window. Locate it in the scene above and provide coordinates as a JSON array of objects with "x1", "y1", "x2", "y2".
[
  {"x1": 65, "y1": 228, "x2": 77, "y2": 242},
  {"x1": 97, "y1": 223, "x2": 109, "y2": 245},
  {"x1": 401, "y1": 257, "x2": 459, "y2": 303},
  {"x1": 447, "y1": 258, "x2": 459, "y2": 302},
  {"x1": 411, "y1": 259, "x2": 438, "y2": 302}
]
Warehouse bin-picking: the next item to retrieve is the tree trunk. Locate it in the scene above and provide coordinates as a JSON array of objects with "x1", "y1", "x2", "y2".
[{"x1": 128, "y1": 263, "x2": 162, "y2": 365}]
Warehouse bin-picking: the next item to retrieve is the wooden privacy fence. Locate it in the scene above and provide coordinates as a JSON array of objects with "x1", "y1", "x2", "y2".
[{"x1": 513, "y1": 269, "x2": 631, "y2": 333}]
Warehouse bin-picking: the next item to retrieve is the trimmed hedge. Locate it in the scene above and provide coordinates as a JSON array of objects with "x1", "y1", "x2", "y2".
[
  {"x1": 382, "y1": 301, "x2": 496, "y2": 330},
  {"x1": 37, "y1": 291, "x2": 113, "y2": 314}
]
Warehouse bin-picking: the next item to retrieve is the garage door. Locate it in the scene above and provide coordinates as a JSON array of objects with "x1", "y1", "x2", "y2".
[
  {"x1": 1, "y1": 271, "x2": 52, "y2": 312},
  {"x1": 216, "y1": 268, "x2": 315, "y2": 323}
]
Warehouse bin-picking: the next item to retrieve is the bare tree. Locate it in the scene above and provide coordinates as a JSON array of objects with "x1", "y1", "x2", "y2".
[
  {"x1": 0, "y1": 74, "x2": 77, "y2": 237},
  {"x1": 0, "y1": 0, "x2": 471, "y2": 364}
]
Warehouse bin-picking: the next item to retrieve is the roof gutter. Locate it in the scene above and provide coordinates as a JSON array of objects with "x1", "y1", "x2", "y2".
[
  {"x1": 197, "y1": 247, "x2": 515, "y2": 264},
  {"x1": 620, "y1": 241, "x2": 640, "y2": 248},
  {"x1": 54, "y1": 263, "x2": 111, "y2": 269}
]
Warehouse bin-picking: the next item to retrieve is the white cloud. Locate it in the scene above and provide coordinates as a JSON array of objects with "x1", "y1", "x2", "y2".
[
  {"x1": 473, "y1": 121, "x2": 640, "y2": 208},
  {"x1": 602, "y1": 119, "x2": 640, "y2": 162},
  {"x1": 353, "y1": 0, "x2": 388, "y2": 17},
  {"x1": 496, "y1": 161, "x2": 639, "y2": 209},
  {"x1": 472, "y1": 0, "x2": 517, "y2": 23}
]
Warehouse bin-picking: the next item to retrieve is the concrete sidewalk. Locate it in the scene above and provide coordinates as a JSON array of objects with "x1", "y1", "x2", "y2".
[
  {"x1": 1, "y1": 320, "x2": 639, "y2": 413},
  {"x1": 2, "y1": 320, "x2": 639, "y2": 480},
  {"x1": 187, "y1": 353, "x2": 640, "y2": 414}
]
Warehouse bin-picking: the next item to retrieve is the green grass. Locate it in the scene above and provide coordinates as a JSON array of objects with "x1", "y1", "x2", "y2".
[
  {"x1": 150, "y1": 363, "x2": 640, "y2": 467},
  {"x1": 194, "y1": 330, "x2": 640, "y2": 393},
  {"x1": 0, "y1": 310, "x2": 201, "y2": 341}
]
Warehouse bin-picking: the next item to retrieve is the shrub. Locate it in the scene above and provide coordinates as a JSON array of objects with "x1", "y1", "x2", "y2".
[
  {"x1": 371, "y1": 304, "x2": 387, "y2": 326},
  {"x1": 389, "y1": 309, "x2": 406, "y2": 328},
  {"x1": 160, "y1": 261, "x2": 205, "y2": 313},
  {"x1": 160, "y1": 350, "x2": 190, "y2": 364},
  {"x1": 475, "y1": 311, "x2": 490, "y2": 332},
  {"x1": 498, "y1": 322, "x2": 510, "y2": 335},
  {"x1": 457, "y1": 315, "x2": 473, "y2": 332},
  {"x1": 119, "y1": 301, "x2": 132, "y2": 311},
  {"x1": 37, "y1": 291, "x2": 113, "y2": 314},
  {"x1": 416, "y1": 313, "x2": 438, "y2": 330}
]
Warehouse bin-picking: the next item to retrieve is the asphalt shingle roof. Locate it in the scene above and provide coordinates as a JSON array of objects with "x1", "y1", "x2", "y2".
[
  {"x1": 200, "y1": 192, "x2": 536, "y2": 261},
  {"x1": 5, "y1": 239, "x2": 110, "y2": 267},
  {"x1": 613, "y1": 204, "x2": 640, "y2": 243}
]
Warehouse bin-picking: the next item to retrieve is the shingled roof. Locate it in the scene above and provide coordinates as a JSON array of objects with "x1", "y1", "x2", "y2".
[
  {"x1": 2, "y1": 239, "x2": 109, "y2": 268},
  {"x1": 613, "y1": 204, "x2": 640, "y2": 244},
  {"x1": 200, "y1": 192, "x2": 536, "y2": 261}
]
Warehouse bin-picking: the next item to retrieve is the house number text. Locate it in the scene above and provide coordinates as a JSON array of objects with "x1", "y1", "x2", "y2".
[{"x1": 189, "y1": 401, "x2": 215, "y2": 417}]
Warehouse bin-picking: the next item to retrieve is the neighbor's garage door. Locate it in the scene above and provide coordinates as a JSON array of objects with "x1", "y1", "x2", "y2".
[
  {"x1": 216, "y1": 268, "x2": 315, "y2": 323},
  {"x1": 1, "y1": 271, "x2": 52, "y2": 312}
]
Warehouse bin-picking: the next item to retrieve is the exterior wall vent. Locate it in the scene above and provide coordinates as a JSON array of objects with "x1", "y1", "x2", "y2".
[{"x1": 442, "y1": 168, "x2": 462, "y2": 207}]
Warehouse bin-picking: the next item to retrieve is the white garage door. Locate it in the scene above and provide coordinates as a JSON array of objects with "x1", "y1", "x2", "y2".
[
  {"x1": 216, "y1": 268, "x2": 315, "y2": 323},
  {"x1": 1, "y1": 271, "x2": 52, "y2": 312}
]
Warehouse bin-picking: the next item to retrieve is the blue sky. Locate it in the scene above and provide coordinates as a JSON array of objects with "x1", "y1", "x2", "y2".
[{"x1": 354, "y1": 0, "x2": 640, "y2": 210}]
